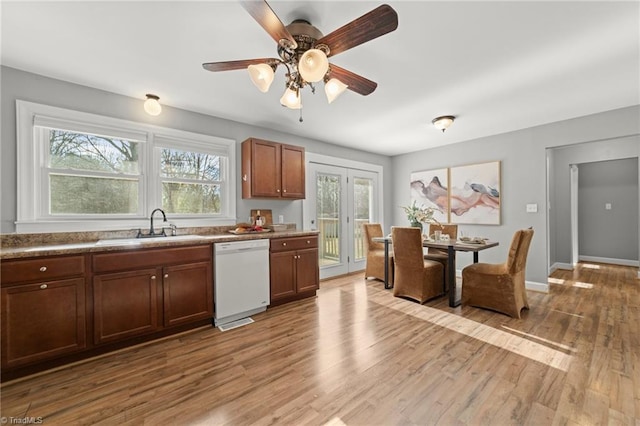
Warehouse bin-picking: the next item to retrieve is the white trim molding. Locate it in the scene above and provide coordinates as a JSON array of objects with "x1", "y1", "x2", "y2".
[
  {"x1": 578, "y1": 255, "x2": 640, "y2": 268},
  {"x1": 15, "y1": 100, "x2": 236, "y2": 233}
]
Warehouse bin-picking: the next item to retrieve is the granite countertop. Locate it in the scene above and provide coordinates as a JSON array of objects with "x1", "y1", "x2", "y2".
[{"x1": 0, "y1": 228, "x2": 319, "y2": 260}]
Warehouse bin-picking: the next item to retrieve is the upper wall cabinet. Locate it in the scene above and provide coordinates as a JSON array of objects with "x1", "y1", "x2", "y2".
[{"x1": 241, "y1": 138, "x2": 305, "y2": 199}]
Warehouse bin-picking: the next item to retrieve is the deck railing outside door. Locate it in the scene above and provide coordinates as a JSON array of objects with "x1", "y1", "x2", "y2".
[{"x1": 317, "y1": 218, "x2": 368, "y2": 265}]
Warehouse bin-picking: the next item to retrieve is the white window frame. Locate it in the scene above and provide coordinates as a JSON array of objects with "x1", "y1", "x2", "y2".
[{"x1": 16, "y1": 100, "x2": 236, "y2": 233}]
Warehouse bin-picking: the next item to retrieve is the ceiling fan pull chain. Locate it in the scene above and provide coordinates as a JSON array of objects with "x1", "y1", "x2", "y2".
[{"x1": 299, "y1": 108, "x2": 304, "y2": 123}]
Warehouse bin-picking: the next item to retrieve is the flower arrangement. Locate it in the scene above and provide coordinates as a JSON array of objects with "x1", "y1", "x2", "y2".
[{"x1": 402, "y1": 200, "x2": 440, "y2": 228}]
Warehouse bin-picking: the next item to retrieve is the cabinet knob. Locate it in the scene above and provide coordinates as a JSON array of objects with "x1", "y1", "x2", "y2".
[
  {"x1": 307, "y1": 240, "x2": 310, "y2": 244},
  {"x1": 283, "y1": 189, "x2": 287, "y2": 193},
  {"x1": 242, "y1": 174, "x2": 247, "y2": 182},
  {"x1": 282, "y1": 242, "x2": 287, "y2": 246},
  {"x1": 39, "y1": 266, "x2": 47, "y2": 272},
  {"x1": 164, "y1": 274, "x2": 169, "y2": 279},
  {"x1": 151, "y1": 275, "x2": 156, "y2": 280},
  {"x1": 40, "y1": 284, "x2": 48, "y2": 289},
  {"x1": 276, "y1": 189, "x2": 280, "y2": 193}
]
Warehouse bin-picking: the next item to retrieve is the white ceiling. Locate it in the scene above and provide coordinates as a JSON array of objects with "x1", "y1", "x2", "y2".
[{"x1": 2, "y1": 1, "x2": 638, "y2": 156}]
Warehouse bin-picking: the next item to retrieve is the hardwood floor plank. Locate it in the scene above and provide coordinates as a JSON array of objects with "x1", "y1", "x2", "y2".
[{"x1": 1, "y1": 262, "x2": 638, "y2": 425}]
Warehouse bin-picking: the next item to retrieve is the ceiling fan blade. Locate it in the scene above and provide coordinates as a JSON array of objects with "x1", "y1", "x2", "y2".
[
  {"x1": 239, "y1": 0, "x2": 297, "y2": 49},
  {"x1": 328, "y1": 64, "x2": 377, "y2": 96},
  {"x1": 202, "y1": 58, "x2": 278, "y2": 72},
  {"x1": 316, "y1": 4, "x2": 398, "y2": 58}
]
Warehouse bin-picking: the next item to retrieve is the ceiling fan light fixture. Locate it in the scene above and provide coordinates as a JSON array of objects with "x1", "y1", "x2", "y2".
[
  {"x1": 298, "y1": 49, "x2": 329, "y2": 83},
  {"x1": 248, "y1": 64, "x2": 275, "y2": 93},
  {"x1": 432, "y1": 115, "x2": 455, "y2": 132},
  {"x1": 324, "y1": 78, "x2": 348, "y2": 104},
  {"x1": 144, "y1": 94, "x2": 162, "y2": 116},
  {"x1": 280, "y1": 86, "x2": 302, "y2": 109}
]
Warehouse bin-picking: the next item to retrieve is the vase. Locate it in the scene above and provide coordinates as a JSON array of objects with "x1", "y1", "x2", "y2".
[{"x1": 410, "y1": 221, "x2": 422, "y2": 231}]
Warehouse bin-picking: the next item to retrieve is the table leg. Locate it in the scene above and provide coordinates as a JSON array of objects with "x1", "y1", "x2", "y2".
[
  {"x1": 473, "y1": 251, "x2": 479, "y2": 263},
  {"x1": 448, "y1": 246, "x2": 459, "y2": 307},
  {"x1": 383, "y1": 240, "x2": 391, "y2": 289}
]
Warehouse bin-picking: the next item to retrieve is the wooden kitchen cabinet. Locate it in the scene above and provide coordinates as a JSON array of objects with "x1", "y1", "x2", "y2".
[
  {"x1": 93, "y1": 268, "x2": 160, "y2": 344},
  {"x1": 92, "y1": 245, "x2": 213, "y2": 345},
  {"x1": 270, "y1": 236, "x2": 319, "y2": 305},
  {"x1": 1, "y1": 255, "x2": 87, "y2": 369},
  {"x1": 241, "y1": 138, "x2": 305, "y2": 199}
]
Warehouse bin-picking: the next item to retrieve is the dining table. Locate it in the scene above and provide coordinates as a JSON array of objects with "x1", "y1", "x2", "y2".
[{"x1": 372, "y1": 236, "x2": 499, "y2": 307}]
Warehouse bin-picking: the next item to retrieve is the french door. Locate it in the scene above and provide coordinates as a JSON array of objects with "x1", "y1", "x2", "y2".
[{"x1": 304, "y1": 163, "x2": 379, "y2": 279}]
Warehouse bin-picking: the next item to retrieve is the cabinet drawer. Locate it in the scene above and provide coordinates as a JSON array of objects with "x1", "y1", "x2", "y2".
[
  {"x1": 270, "y1": 236, "x2": 318, "y2": 252},
  {"x1": 93, "y1": 245, "x2": 211, "y2": 273},
  {"x1": 1, "y1": 255, "x2": 85, "y2": 285}
]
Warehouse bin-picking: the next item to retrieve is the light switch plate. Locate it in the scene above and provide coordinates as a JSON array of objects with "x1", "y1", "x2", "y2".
[
  {"x1": 605, "y1": 203, "x2": 612, "y2": 210},
  {"x1": 526, "y1": 203, "x2": 538, "y2": 213}
]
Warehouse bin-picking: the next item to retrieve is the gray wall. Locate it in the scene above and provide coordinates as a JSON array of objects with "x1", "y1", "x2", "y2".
[
  {"x1": 548, "y1": 136, "x2": 640, "y2": 266},
  {"x1": 392, "y1": 107, "x2": 640, "y2": 287},
  {"x1": 578, "y1": 158, "x2": 639, "y2": 261},
  {"x1": 0, "y1": 66, "x2": 392, "y2": 233}
]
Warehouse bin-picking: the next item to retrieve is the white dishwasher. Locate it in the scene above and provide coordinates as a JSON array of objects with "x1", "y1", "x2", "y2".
[{"x1": 214, "y1": 239, "x2": 270, "y2": 327}]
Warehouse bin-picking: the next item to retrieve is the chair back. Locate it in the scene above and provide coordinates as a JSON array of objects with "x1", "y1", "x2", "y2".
[
  {"x1": 428, "y1": 223, "x2": 458, "y2": 254},
  {"x1": 391, "y1": 227, "x2": 424, "y2": 268},
  {"x1": 363, "y1": 223, "x2": 384, "y2": 252},
  {"x1": 506, "y1": 228, "x2": 534, "y2": 274},
  {"x1": 428, "y1": 223, "x2": 458, "y2": 240}
]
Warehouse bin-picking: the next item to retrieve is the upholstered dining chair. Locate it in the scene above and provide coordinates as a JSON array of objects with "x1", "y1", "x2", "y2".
[
  {"x1": 391, "y1": 226, "x2": 444, "y2": 304},
  {"x1": 461, "y1": 228, "x2": 534, "y2": 318},
  {"x1": 363, "y1": 223, "x2": 393, "y2": 285},
  {"x1": 424, "y1": 223, "x2": 458, "y2": 291}
]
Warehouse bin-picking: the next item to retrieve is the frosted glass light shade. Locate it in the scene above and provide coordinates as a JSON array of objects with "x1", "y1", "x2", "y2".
[
  {"x1": 144, "y1": 94, "x2": 162, "y2": 116},
  {"x1": 280, "y1": 87, "x2": 302, "y2": 109},
  {"x1": 432, "y1": 115, "x2": 455, "y2": 132},
  {"x1": 298, "y1": 49, "x2": 329, "y2": 83},
  {"x1": 324, "y1": 78, "x2": 348, "y2": 103},
  {"x1": 248, "y1": 64, "x2": 275, "y2": 93}
]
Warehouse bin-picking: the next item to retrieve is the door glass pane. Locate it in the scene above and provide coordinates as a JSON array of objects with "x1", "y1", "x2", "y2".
[
  {"x1": 353, "y1": 177, "x2": 374, "y2": 261},
  {"x1": 317, "y1": 173, "x2": 341, "y2": 267}
]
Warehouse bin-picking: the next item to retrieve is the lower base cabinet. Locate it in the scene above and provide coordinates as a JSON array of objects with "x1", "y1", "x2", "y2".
[
  {"x1": 270, "y1": 236, "x2": 319, "y2": 304},
  {"x1": 1, "y1": 277, "x2": 86, "y2": 368},
  {"x1": 92, "y1": 246, "x2": 213, "y2": 345}
]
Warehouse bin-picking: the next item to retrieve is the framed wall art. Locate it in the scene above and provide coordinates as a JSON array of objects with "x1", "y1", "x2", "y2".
[
  {"x1": 449, "y1": 161, "x2": 501, "y2": 225},
  {"x1": 410, "y1": 168, "x2": 449, "y2": 223}
]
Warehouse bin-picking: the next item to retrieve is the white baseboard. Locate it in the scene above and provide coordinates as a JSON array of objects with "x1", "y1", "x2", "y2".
[
  {"x1": 526, "y1": 281, "x2": 549, "y2": 293},
  {"x1": 549, "y1": 262, "x2": 573, "y2": 274},
  {"x1": 578, "y1": 255, "x2": 639, "y2": 268}
]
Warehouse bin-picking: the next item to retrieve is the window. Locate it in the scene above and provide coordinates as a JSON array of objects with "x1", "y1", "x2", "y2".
[
  {"x1": 46, "y1": 128, "x2": 142, "y2": 215},
  {"x1": 16, "y1": 100, "x2": 236, "y2": 233}
]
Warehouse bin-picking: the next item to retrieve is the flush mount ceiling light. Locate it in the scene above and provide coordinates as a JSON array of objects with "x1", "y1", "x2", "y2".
[
  {"x1": 143, "y1": 94, "x2": 162, "y2": 116},
  {"x1": 432, "y1": 115, "x2": 455, "y2": 132},
  {"x1": 202, "y1": 1, "x2": 398, "y2": 122}
]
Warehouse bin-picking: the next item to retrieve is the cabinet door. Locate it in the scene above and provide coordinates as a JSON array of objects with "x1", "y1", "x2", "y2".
[
  {"x1": 270, "y1": 251, "x2": 297, "y2": 301},
  {"x1": 296, "y1": 248, "x2": 319, "y2": 293},
  {"x1": 163, "y1": 261, "x2": 213, "y2": 327},
  {"x1": 250, "y1": 139, "x2": 281, "y2": 197},
  {"x1": 93, "y1": 269, "x2": 160, "y2": 344},
  {"x1": 281, "y1": 144, "x2": 305, "y2": 199},
  {"x1": 1, "y1": 278, "x2": 86, "y2": 368}
]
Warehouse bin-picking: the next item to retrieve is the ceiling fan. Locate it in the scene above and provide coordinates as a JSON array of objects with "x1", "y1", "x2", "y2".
[{"x1": 202, "y1": 1, "x2": 398, "y2": 120}]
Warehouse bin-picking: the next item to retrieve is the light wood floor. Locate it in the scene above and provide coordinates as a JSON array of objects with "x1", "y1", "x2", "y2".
[{"x1": 1, "y1": 262, "x2": 638, "y2": 425}]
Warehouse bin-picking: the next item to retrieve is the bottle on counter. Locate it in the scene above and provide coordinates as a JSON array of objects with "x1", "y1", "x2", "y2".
[{"x1": 255, "y1": 210, "x2": 263, "y2": 227}]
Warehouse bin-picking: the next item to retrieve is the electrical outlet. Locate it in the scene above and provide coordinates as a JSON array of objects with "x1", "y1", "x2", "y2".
[
  {"x1": 526, "y1": 203, "x2": 538, "y2": 213},
  {"x1": 605, "y1": 203, "x2": 612, "y2": 210}
]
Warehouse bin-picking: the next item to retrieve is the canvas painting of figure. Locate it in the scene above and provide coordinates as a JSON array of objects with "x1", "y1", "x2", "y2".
[
  {"x1": 449, "y1": 161, "x2": 501, "y2": 224},
  {"x1": 410, "y1": 168, "x2": 449, "y2": 223}
]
